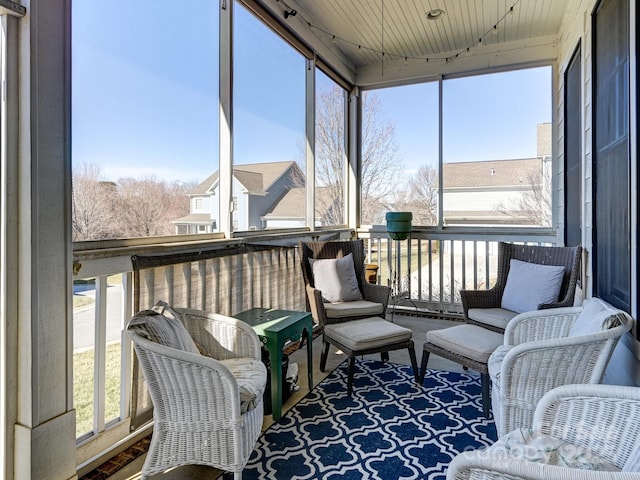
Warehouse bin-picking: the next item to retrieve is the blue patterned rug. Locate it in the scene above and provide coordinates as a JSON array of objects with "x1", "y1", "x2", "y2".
[{"x1": 244, "y1": 360, "x2": 497, "y2": 479}]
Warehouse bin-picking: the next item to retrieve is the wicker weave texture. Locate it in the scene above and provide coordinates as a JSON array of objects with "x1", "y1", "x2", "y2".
[
  {"x1": 461, "y1": 242, "x2": 582, "y2": 333},
  {"x1": 127, "y1": 309, "x2": 265, "y2": 480},
  {"x1": 492, "y1": 306, "x2": 633, "y2": 437},
  {"x1": 300, "y1": 239, "x2": 390, "y2": 327},
  {"x1": 447, "y1": 384, "x2": 640, "y2": 480}
]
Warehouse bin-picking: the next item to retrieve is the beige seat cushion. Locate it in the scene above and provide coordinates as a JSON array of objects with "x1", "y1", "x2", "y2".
[
  {"x1": 324, "y1": 317, "x2": 412, "y2": 351},
  {"x1": 219, "y1": 357, "x2": 267, "y2": 414},
  {"x1": 467, "y1": 308, "x2": 518, "y2": 330},
  {"x1": 324, "y1": 300, "x2": 384, "y2": 319},
  {"x1": 426, "y1": 324, "x2": 504, "y2": 364}
]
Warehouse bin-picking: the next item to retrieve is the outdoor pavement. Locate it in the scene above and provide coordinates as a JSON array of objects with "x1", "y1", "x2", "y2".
[{"x1": 73, "y1": 283, "x2": 124, "y2": 351}]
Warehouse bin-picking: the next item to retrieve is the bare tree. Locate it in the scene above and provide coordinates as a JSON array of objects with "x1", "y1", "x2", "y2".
[
  {"x1": 313, "y1": 85, "x2": 403, "y2": 225},
  {"x1": 361, "y1": 91, "x2": 403, "y2": 224},
  {"x1": 314, "y1": 85, "x2": 346, "y2": 225},
  {"x1": 497, "y1": 159, "x2": 552, "y2": 226},
  {"x1": 72, "y1": 164, "x2": 121, "y2": 241},
  {"x1": 407, "y1": 164, "x2": 438, "y2": 226},
  {"x1": 73, "y1": 164, "x2": 193, "y2": 241},
  {"x1": 116, "y1": 177, "x2": 192, "y2": 238},
  {"x1": 518, "y1": 159, "x2": 552, "y2": 226}
]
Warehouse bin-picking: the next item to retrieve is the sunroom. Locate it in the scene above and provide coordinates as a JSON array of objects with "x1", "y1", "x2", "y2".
[{"x1": 2, "y1": 0, "x2": 638, "y2": 478}]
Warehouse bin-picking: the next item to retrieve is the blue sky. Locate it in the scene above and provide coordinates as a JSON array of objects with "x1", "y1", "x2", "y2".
[
  {"x1": 72, "y1": 1, "x2": 220, "y2": 183},
  {"x1": 72, "y1": 1, "x2": 550, "y2": 184},
  {"x1": 375, "y1": 66, "x2": 551, "y2": 172}
]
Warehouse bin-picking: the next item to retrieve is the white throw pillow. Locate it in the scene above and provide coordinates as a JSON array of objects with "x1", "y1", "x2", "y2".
[
  {"x1": 501, "y1": 259, "x2": 565, "y2": 313},
  {"x1": 309, "y1": 253, "x2": 363, "y2": 303},
  {"x1": 569, "y1": 298, "x2": 619, "y2": 337}
]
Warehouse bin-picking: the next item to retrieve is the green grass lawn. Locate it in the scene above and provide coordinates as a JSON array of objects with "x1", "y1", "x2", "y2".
[
  {"x1": 73, "y1": 295, "x2": 94, "y2": 309},
  {"x1": 374, "y1": 241, "x2": 438, "y2": 289},
  {"x1": 74, "y1": 343, "x2": 123, "y2": 438},
  {"x1": 73, "y1": 274, "x2": 126, "y2": 438}
]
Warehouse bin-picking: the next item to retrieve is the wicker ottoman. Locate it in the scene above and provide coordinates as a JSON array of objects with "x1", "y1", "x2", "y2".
[{"x1": 418, "y1": 324, "x2": 503, "y2": 418}]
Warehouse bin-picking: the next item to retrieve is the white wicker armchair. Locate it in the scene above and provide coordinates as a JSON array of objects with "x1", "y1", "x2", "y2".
[
  {"x1": 127, "y1": 304, "x2": 266, "y2": 480},
  {"x1": 447, "y1": 384, "x2": 640, "y2": 479},
  {"x1": 489, "y1": 299, "x2": 633, "y2": 437}
]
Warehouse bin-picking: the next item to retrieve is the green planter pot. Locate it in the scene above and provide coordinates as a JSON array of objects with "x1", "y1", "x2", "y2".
[{"x1": 386, "y1": 212, "x2": 412, "y2": 240}]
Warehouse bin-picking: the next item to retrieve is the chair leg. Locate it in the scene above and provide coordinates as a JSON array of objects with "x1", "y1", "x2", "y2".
[
  {"x1": 380, "y1": 351, "x2": 390, "y2": 362},
  {"x1": 347, "y1": 356, "x2": 356, "y2": 396},
  {"x1": 408, "y1": 346, "x2": 419, "y2": 382},
  {"x1": 481, "y1": 373, "x2": 491, "y2": 419},
  {"x1": 419, "y1": 349, "x2": 430, "y2": 384},
  {"x1": 320, "y1": 337, "x2": 330, "y2": 372}
]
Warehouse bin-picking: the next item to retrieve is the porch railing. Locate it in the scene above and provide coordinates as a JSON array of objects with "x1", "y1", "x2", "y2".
[
  {"x1": 72, "y1": 227, "x2": 557, "y2": 473},
  {"x1": 359, "y1": 227, "x2": 557, "y2": 316}
]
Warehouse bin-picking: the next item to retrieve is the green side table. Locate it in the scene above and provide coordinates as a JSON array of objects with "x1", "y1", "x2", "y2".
[{"x1": 234, "y1": 307, "x2": 313, "y2": 421}]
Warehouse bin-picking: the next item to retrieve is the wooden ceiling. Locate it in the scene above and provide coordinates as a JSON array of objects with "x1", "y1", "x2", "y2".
[{"x1": 279, "y1": 0, "x2": 570, "y2": 74}]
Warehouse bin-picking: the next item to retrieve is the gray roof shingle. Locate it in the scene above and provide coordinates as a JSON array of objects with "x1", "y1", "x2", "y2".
[
  {"x1": 443, "y1": 158, "x2": 543, "y2": 189},
  {"x1": 188, "y1": 161, "x2": 300, "y2": 196}
]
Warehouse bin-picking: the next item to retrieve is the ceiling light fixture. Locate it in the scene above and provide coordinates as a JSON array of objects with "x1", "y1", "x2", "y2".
[{"x1": 426, "y1": 8, "x2": 445, "y2": 20}]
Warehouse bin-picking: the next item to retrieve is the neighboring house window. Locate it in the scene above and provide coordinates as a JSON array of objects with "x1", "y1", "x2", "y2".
[
  {"x1": 197, "y1": 225, "x2": 207, "y2": 233},
  {"x1": 195, "y1": 198, "x2": 203, "y2": 211},
  {"x1": 232, "y1": 196, "x2": 238, "y2": 212}
]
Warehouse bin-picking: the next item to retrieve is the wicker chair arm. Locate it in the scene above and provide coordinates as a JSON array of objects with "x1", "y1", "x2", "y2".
[
  {"x1": 447, "y1": 450, "x2": 638, "y2": 480},
  {"x1": 176, "y1": 308, "x2": 262, "y2": 361},
  {"x1": 533, "y1": 384, "x2": 640, "y2": 468},
  {"x1": 538, "y1": 298, "x2": 574, "y2": 310},
  {"x1": 499, "y1": 337, "x2": 610, "y2": 400},
  {"x1": 129, "y1": 331, "x2": 245, "y2": 419},
  {"x1": 504, "y1": 307, "x2": 582, "y2": 344},
  {"x1": 306, "y1": 284, "x2": 328, "y2": 327},
  {"x1": 495, "y1": 314, "x2": 632, "y2": 436},
  {"x1": 538, "y1": 281, "x2": 581, "y2": 310},
  {"x1": 460, "y1": 288, "x2": 503, "y2": 314},
  {"x1": 361, "y1": 281, "x2": 390, "y2": 310},
  {"x1": 452, "y1": 387, "x2": 640, "y2": 478}
]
